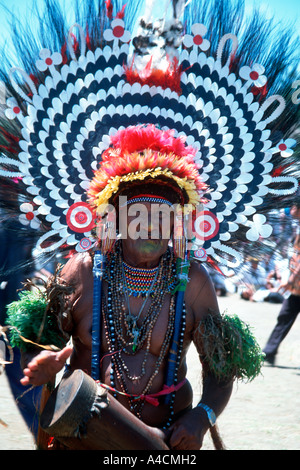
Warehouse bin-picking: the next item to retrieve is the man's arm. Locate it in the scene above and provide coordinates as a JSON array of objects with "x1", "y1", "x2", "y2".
[
  {"x1": 168, "y1": 262, "x2": 233, "y2": 450},
  {"x1": 168, "y1": 373, "x2": 232, "y2": 450},
  {"x1": 278, "y1": 252, "x2": 300, "y2": 293},
  {"x1": 20, "y1": 255, "x2": 83, "y2": 386}
]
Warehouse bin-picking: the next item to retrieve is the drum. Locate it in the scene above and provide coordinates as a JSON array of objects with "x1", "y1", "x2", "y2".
[{"x1": 40, "y1": 369, "x2": 169, "y2": 450}]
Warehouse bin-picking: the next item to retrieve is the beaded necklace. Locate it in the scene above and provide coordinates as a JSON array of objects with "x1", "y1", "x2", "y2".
[
  {"x1": 102, "y1": 242, "x2": 183, "y2": 420},
  {"x1": 122, "y1": 263, "x2": 159, "y2": 352},
  {"x1": 122, "y1": 262, "x2": 159, "y2": 297}
]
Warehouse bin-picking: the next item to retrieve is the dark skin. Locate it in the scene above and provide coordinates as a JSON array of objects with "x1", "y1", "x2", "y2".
[{"x1": 21, "y1": 202, "x2": 233, "y2": 450}]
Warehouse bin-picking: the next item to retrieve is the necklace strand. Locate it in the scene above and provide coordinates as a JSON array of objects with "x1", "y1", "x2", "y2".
[
  {"x1": 103, "y1": 242, "x2": 179, "y2": 418},
  {"x1": 122, "y1": 261, "x2": 159, "y2": 352}
]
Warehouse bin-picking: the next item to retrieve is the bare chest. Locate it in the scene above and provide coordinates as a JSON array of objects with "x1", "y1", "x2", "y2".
[
  {"x1": 103, "y1": 292, "x2": 176, "y2": 356},
  {"x1": 72, "y1": 284, "x2": 193, "y2": 366}
]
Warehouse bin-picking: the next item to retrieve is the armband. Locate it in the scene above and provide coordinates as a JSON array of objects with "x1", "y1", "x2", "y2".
[
  {"x1": 193, "y1": 313, "x2": 264, "y2": 383},
  {"x1": 5, "y1": 274, "x2": 73, "y2": 352},
  {"x1": 197, "y1": 403, "x2": 216, "y2": 427}
]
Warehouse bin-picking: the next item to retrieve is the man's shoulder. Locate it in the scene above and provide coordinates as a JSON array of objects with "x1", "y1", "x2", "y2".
[
  {"x1": 185, "y1": 260, "x2": 212, "y2": 300},
  {"x1": 60, "y1": 252, "x2": 93, "y2": 284},
  {"x1": 188, "y1": 259, "x2": 210, "y2": 283},
  {"x1": 185, "y1": 260, "x2": 219, "y2": 320}
]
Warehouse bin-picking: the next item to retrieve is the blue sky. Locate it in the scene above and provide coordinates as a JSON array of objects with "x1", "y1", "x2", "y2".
[
  {"x1": 0, "y1": 0, "x2": 299, "y2": 50},
  {"x1": 245, "y1": 0, "x2": 300, "y2": 29}
]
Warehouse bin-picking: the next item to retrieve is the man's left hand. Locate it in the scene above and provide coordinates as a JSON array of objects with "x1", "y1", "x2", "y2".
[{"x1": 168, "y1": 407, "x2": 210, "y2": 450}]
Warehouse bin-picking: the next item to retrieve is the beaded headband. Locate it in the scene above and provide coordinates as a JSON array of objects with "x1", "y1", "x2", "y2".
[
  {"x1": 0, "y1": 0, "x2": 299, "y2": 268},
  {"x1": 125, "y1": 195, "x2": 174, "y2": 207}
]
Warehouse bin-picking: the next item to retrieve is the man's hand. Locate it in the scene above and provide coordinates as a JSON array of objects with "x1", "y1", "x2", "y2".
[
  {"x1": 168, "y1": 407, "x2": 210, "y2": 450},
  {"x1": 21, "y1": 346, "x2": 73, "y2": 387}
]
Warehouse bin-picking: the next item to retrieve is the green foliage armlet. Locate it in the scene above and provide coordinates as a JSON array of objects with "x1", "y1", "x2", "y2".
[
  {"x1": 6, "y1": 271, "x2": 74, "y2": 352},
  {"x1": 194, "y1": 313, "x2": 264, "y2": 383}
]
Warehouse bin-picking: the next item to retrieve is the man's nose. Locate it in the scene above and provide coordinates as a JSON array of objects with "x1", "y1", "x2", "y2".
[{"x1": 148, "y1": 219, "x2": 160, "y2": 238}]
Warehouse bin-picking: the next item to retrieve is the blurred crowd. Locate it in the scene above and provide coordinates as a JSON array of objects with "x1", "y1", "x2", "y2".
[{"x1": 208, "y1": 207, "x2": 299, "y2": 303}]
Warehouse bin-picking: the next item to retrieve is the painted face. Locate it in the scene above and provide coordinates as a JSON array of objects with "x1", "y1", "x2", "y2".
[{"x1": 120, "y1": 201, "x2": 174, "y2": 264}]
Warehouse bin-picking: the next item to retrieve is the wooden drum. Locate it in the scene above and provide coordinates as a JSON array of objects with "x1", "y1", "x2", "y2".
[{"x1": 40, "y1": 369, "x2": 169, "y2": 450}]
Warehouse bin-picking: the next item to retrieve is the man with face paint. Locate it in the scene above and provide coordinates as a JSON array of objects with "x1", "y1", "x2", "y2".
[
  {"x1": 19, "y1": 124, "x2": 265, "y2": 451},
  {"x1": 1, "y1": 0, "x2": 297, "y2": 452},
  {"x1": 20, "y1": 125, "x2": 240, "y2": 450}
]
